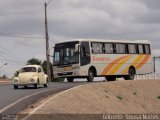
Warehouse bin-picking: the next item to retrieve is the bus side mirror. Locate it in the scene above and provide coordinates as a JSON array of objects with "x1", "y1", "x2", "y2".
[{"x1": 75, "y1": 44, "x2": 80, "y2": 53}]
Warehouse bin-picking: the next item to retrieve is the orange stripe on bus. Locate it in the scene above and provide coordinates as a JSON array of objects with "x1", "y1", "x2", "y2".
[
  {"x1": 121, "y1": 55, "x2": 144, "y2": 74},
  {"x1": 135, "y1": 55, "x2": 151, "y2": 69},
  {"x1": 100, "y1": 55, "x2": 129, "y2": 75},
  {"x1": 108, "y1": 55, "x2": 133, "y2": 75}
]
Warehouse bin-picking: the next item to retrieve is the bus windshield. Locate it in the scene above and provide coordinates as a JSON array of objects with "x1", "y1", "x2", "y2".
[{"x1": 54, "y1": 42, "x2": 79, "y2": 65}]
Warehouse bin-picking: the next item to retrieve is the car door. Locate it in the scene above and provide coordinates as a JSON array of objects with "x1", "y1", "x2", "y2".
[{"x1": 38, "y1": 67, "x2": 44, "y2": 84}]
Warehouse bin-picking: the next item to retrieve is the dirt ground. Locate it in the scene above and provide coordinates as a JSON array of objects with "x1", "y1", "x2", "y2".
[
  {"x1": 30, "y1": 79, "x2": 160, "y2": 114},
  {"x1": 0, "y1": 79, "x2": 11, "y2": 84}
]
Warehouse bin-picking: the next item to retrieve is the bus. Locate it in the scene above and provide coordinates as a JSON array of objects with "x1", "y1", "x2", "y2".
[{"x1": 53, "y1": 39, "x2": 153, "y2": 82}]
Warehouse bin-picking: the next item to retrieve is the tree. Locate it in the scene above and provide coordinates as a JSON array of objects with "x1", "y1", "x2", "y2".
[
  {"x1": 14, "y1": 71, "x2": 19, "y2": 77},
  {"x1": 41, "y1": 60, "x2": 54, "y2": 81},
  {"x1": 2, "y1": 74, "x2": 8, "y2": 79},
  {"x1": 27, "y1": 58, "x2": 41, "y2": 65},
  {"x1": 0, "y1": 74, "x2": 8, "y2": 79}
]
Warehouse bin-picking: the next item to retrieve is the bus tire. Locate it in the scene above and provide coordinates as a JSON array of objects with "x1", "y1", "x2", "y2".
[
  {"x1": 106, "y1": 76, "x2": 116, "y2": 81},
  {"x1": 67, "y1": 77, "x2": 74, "y2": 82},
  {"x1": 124, "y1": 67, "x2": 135, "y2": 80},
  {"x1": 87, "y1": 69, "x2": 94, "y2": 82}
]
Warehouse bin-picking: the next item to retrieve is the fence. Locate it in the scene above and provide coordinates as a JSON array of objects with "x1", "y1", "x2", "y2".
[{"x1": 135, "y1": 73, "x2": 160, "y2": 80}]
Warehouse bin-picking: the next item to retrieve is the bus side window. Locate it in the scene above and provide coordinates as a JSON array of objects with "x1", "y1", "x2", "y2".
[
  {"x1": 128, "y1": 44, "x2": 137, "y2": 54},
  {"x1": 104, "y1": 43, "x2": 114, "y2": 54},
  {"x1": 91, "y1": 42, "x2": 103, "y2": 54},
  {"x1": 144, "y1": 44, "x2": 150, "y2": 54},
  {"x1": 138, "y1": 44, "x2": 145, "y2": 54},
  {"x1": 115, "y1": 43, "x2": 126, "y2": 54}
]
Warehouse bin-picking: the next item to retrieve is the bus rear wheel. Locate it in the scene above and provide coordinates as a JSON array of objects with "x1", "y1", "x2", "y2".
[
  {"x1": 67, "y1": 77, "x2": 74, "y2": 82},
  {"x1": 106, "y1": 76, "x2": 116, "y2": 81},
  {"x1": 124, "y1": 68, "x2": 135, "y2": 80}
]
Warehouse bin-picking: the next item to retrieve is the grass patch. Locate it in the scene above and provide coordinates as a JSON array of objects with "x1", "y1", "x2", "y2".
[
  {"x1": 105, "y1": 96, "x2": 109, "y2": 98},
  {"x1": 117, "y1": 95, "x2": 123, "y2": 100},
  {"x1": 133, "y1": 92, "x2": 137, "y2": 95},
  {"x1": 157, "y1": 96, "x2": 160, "y2": 99},
  {"x1": 104, "y1": 90, "x2": 108, "y2": 93}
]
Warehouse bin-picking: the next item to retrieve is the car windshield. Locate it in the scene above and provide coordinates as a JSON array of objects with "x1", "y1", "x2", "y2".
[
  {"x1": 20, "y1": 67, "x2": 37, "y2": 73},
  {"x1": 54, "y1": 41, "x2": 79, "y2": 66}
]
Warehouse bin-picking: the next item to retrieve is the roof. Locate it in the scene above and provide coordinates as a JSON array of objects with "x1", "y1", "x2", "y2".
[
  {"x1": 55, "y1": 38, "x2": 150, "y2": 44},
  {"x1": 21, "y1": 65, "x2": 41, "y2": 68}
]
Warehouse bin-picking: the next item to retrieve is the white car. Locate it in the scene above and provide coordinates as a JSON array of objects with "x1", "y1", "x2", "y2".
[{"x1": 13, "y1": 65, "x2": 48, "y2": 89}]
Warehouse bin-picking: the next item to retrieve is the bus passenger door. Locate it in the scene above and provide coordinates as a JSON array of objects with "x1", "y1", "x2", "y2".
[{"x1": 80, "y1": 42, "x2": 91, "y2": 66}]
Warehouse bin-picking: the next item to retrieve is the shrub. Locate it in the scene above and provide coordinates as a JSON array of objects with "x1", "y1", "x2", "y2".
[{"x1": 53, "y1": 77, "x2": 65, "y2": 82}]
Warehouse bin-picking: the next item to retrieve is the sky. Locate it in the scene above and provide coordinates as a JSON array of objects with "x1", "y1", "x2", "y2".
[{"x1": 0, "y1": 0, "x2": 160, "y2": 77}]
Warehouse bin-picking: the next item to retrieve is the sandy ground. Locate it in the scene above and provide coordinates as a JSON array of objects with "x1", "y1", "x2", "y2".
[
  {"x1": 0, "y1": 79, "x2": 12, "y2": 84},
  {"x1": 21, "y1": 79, "x2": 160, "y2": 116}
]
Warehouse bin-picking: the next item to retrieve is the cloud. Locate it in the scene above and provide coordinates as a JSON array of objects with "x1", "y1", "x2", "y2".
[{"x1": 47, "y1": 0, "x2": 160, "y2": 45}]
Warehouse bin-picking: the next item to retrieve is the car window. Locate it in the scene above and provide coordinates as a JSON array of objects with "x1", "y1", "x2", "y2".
[
  {"x1": 38, "y1": 68, "x2": 41, "y2": 72},
  {"x1": 21, "y1": 67, "x2": 36, "y2": 72}
]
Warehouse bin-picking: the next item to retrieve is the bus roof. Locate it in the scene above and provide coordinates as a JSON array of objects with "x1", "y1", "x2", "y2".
[{"x1": 55, "y1": 39, "x2": 150, "y2": 44}]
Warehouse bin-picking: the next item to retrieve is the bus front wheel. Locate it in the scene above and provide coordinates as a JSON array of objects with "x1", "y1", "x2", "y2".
[
  {"x1": 87, "y1": 69, "x2": 94, "y2": 82},
  {"x1": 67, "y1": 77, "x2": 74, "y2": 82}
]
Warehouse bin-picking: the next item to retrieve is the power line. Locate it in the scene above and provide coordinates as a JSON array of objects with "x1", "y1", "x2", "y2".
[
  {"x1": 0, "y1": 45, "x2": 25, "y2": 62},
  {"x1": 0, "y1": 32, "x2": 44, "y2": 39},
  {"x1": 0, "y1": 34, "x2": 44, "y2": 39}
]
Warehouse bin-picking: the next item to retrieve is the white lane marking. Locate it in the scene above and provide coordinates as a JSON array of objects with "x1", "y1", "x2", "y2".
[
  {"x1": 22, "y1": 84, "x2": 85, "y2": 120},
  {"x1": 0, "y1": 88, "x2": 57, "y2": 113}
]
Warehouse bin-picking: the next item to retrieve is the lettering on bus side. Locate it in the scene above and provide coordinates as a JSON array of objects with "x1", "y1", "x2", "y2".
[{"x1": 92, "y1": 56, "x2": 111, "y2": 62}]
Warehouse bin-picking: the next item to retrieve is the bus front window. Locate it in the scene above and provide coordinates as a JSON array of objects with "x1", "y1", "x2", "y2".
[{"x1": 54, "y1": 43, "x2": 79, "y2": 65}]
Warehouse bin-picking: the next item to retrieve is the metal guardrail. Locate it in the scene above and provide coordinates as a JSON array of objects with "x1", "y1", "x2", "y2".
[{"x1": 135, "y1": 73, "x2": 160, "y2": 80}]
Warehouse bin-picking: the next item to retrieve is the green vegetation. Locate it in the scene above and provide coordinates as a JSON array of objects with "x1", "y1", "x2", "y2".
[
  {"x1": 116, "y1": 95, "x2": 123, "y2": 100},
  {"x1": 157, "y1": 96, "x2": 160, "y2": 99},
  {"x1": 133, "y1": 92, "x2": 137, "y2": 95},
  {"x1": 105, "y1": 96, "x2": 109, "y2": 98},
  {"x1": 53, "y1": 77, "x2": 65, "y2": 82},
  {"x1": 104, "y1": 90, "x2": 108, "y2": 93},
  {"x1": 0, "y1": 74, "x2": 8, "y2": 79},
  {"x1": 27, "y1": 58, "x2": 41, "y2": 65}
]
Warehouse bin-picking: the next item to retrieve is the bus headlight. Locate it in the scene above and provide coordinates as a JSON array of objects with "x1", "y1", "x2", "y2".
[{"x1": 72, "y1": 66, "x2": 79, "y2": 70}]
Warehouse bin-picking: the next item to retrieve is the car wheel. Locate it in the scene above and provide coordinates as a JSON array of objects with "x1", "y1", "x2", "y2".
[
  {"x1": 14, "y1": 85, "x2": 18, "y2": 89},
  {"x1": 44, "y1": 81, "x2": 48, "y2": 87},
  {"x1": 24, "y1": 86, "x2": 28, "y2": 89},
  {"x1": 34, "y1": 84, "x2": 38, "y2": 89}
]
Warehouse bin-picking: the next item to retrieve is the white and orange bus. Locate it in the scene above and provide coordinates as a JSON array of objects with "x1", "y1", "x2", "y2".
[{"x1": 53, "y1": 39, "x2": 153, "y2": 82}]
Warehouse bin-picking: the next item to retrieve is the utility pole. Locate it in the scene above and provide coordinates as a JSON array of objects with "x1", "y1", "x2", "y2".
[
  {"x1": 44, "y1": 2, "x2": 51, "y2": 82},
  {"x1": 153, "y1": 56, "x2": 160, "y2": 79},
  {"x1": 153, "y1": 56, "x2": 156, "y2": 73}
]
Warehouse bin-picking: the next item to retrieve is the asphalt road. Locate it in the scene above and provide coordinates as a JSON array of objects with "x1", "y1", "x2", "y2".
[{"x1": 0, "y1": 82, "x2": 87, "y2": 114}]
